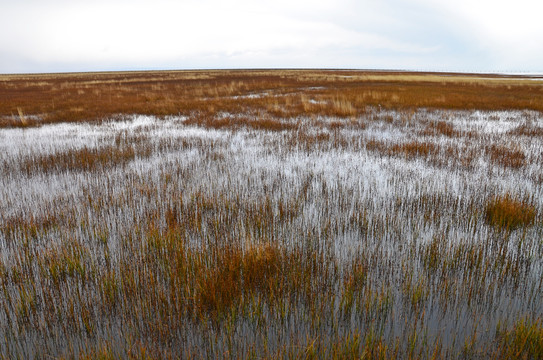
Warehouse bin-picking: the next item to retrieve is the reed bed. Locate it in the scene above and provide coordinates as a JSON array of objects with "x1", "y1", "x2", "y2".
[{"x1": 0, "y1": 71, "x2": 542, "y2": 358}]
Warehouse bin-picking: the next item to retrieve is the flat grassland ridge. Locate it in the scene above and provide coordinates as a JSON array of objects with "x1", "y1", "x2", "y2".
[
  {"x1": 0, "y1": 70, "x2": 542, "y2": 359},
  {"x1": 1, "y1": 69, "x2": 543, "y2": 127}
]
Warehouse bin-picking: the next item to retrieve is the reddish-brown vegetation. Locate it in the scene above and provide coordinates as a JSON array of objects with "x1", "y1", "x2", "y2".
[
  {"x1": 485, "y1": 194, "x2": 536, "y2": 230},
  {"x1": 2, "y1": 70, "x2": 543, "y2": 128},
  {"x1": 487, "y1": 145, "x2": 527, "y2": 169}
]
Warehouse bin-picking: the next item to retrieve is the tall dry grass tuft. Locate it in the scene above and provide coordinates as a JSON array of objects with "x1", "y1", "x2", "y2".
[
  {"x1": 330, "y1": 97, "x2": 358, "y2": 117},
  {"x1": 17, "y1": 107, "x2": 27, "y2": 127},
  {"x1": 484, "y1": 194, "x2": 536, "y2": 230}
]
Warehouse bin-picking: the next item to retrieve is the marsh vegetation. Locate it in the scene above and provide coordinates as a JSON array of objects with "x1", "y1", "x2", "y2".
[{"x1": 0, "y1": 70, "x2": 542, "y2": 358}]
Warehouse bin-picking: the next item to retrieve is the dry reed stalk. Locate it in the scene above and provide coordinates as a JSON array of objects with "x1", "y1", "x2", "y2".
[{"x1": 17, "y1": 107, "x2": 27, "y2": 126}]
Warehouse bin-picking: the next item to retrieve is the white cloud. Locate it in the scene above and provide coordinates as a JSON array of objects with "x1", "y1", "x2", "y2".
[
  {"x1": 413, "y1": 0, "x2": 543, "y2": 69},
  {"x1": 0, "y1": 0, "x2": 541, "y2": 73}
]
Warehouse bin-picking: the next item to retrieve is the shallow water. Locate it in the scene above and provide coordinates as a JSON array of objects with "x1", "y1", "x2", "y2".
[{"x1": 0, "y1": 110, "x2": 542, "y2": 358}]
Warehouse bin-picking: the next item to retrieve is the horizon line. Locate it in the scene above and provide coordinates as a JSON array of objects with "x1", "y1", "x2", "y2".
[{"x1": 2, "y1": 67, "x2": 543, "y2": 78}]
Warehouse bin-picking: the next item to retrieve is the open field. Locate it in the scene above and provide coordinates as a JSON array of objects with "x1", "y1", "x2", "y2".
[
  {"x1": 0, "y1": 70, "x2": 543, "y2": 358},
  {"x1": 2, "y1": 69, "x2": 543, "y2": 128}
]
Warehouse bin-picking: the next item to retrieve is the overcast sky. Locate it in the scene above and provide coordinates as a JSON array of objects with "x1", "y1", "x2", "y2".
[{"x1": 1, "y1": 0, "x2": 542, "y2": 74}]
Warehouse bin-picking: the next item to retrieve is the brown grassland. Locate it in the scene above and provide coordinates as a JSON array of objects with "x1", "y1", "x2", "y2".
[
  {"x1": 2, "y1": 69, "x2": 543, "y2": 128},
  {"x1": 0, "y1": 69, "x2": 542, "y2": 359}
]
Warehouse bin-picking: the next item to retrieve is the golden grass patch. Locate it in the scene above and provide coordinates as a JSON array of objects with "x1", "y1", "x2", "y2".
[{"x1": 485, "y1": 194, "x2": 536, "y2": 230}]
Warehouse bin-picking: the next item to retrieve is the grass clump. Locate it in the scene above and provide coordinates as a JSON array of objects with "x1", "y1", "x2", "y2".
[
  {"x1": 20, "y1": 145, "x2": 137, "y2": 175},
  {"x1": 485, "y1": 194, "x2": 536, "y2": 230},
  {"x1": 422, "y1": 120, "x2": 459, "y2": 137},
  {"x1": 390, "y1": 141, "x2": 438, "y2": 159},
  {"x1": 487, "y1": 145, "x2": 526, "y2": 169},
  {"x1": 196, "y1": 245, "x2": 279, "y2": 318},
  {"x1": 495, "y1": 318, "x2": 543, "y2": 359}
]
